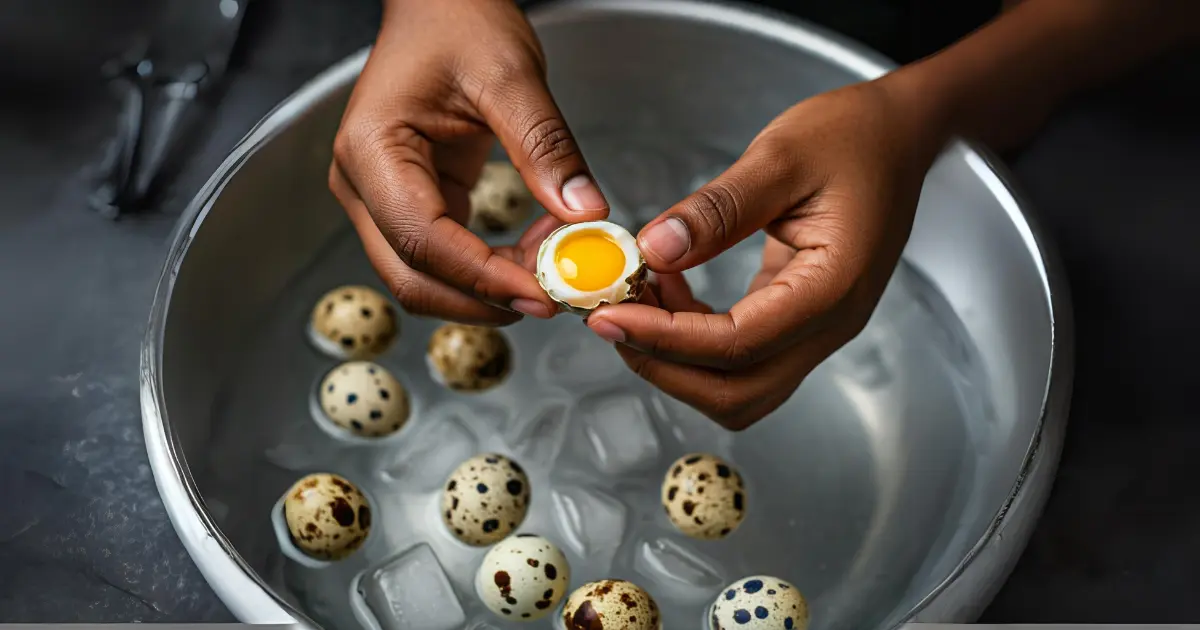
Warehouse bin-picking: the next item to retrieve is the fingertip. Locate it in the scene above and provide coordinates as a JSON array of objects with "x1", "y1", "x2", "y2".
[
  {"x1": 561, "y1": 174, "x2": 609, "y2": 215},
  {"x1": 637, "y1": 216, "x2": 691, "y2": 270}
]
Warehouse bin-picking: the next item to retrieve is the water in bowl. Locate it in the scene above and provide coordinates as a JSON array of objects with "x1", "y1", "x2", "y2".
[{"x1": 198, "y1": 139, "x2": 995, "y2": 630}]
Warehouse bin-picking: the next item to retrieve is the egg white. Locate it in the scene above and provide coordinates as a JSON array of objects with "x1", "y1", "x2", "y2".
[{"x1": 536, "y1": 221, "x2": 644, "y2": 312}]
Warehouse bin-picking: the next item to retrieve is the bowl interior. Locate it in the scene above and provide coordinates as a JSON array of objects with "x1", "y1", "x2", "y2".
[{"x1": 158, "y1": 3, "x2": 1054, "y2": 630}]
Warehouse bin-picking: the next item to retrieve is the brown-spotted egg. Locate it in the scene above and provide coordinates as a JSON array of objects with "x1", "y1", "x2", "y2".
[
  {"x1": 468, "y1": 161, "x2": 535, "y2": 233},
  {"x1": 709, "y1": 576, "x2": 809, "y2": 630},
  {"x1": 474, "y1": 534, "x2": 570, "y2": 621},
  {"x1": 441, "y1": 453, "x2": 530, "y2": 546},
  {"x1": 661, "y1": 453, "x2": 746, "y2": 540},
  {"x1": 309, "y1": 285, "x2": 398, "y2": 359},
  {"x1": 535, "y1": 220, "x2": 647, "y2": 317},
  {"x1": 427, "y1": 323, "x2": 512, "y2": 392},
  {"x1": 282, "y1": 473, "x2": 371, "y2": 560},
  {"x1": 317, "y1": 361, "x2": 410, "y2": 438},
  {"x1": 562, "y1": 579, "x2": 661, "y2": 630}
]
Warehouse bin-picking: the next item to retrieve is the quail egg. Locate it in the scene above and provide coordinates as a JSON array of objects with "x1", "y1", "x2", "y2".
[
  {"x1": 427, "y1": 323, "x2": 512, "y2": 392},
  {"x1": 562, "y1": 579, "x2": 661, "y2": 630},
  {"x1": 535, "y1": 220, "x2": 647, "y2": 316},
  {"x1": 709, "y1": 576, "x2": 809, "y2": 630},
  {"x1": 309, "y1": 285, "x2": 398, "y2": 359},
  {"x1": 441, "y1": 453, "x2": 531, "y2": 546},
  {"x1": 474, "y1": 534, "x2": 570, "y2": 621},
  {"x1": 661, "y1": 453, "x2": 747, "y2": 540},
  {"x1": 317, "y1": 361, "x2": 410, "y2": 438},
  {"x1": 282, "y1": 473, "x2": 372, "y2": 561},
  {"x1": 468, "y1": 161, "x2": 535, "y2": 233}
]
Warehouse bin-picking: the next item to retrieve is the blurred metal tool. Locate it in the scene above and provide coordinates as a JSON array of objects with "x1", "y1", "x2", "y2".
[{"x1": 90, "y1": 0, "x2": 246, "y2": 219}]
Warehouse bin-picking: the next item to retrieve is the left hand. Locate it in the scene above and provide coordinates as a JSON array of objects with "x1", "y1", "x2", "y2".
[{"x1": 585, "y1": 77, "x2": 949, "y2": 430}]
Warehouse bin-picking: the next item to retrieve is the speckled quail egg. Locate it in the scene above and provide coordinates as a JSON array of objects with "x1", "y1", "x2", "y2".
[
  {"x1": 282, "y1": 473, "x2": 372, "y2": 561},
  {"x1": 317, "y1": 361, "x2": 410, "y2": 438},
  {"x1": 474, "y1": 534, "x2": 570, "y2": 621},
  {"x1": 468, "y1": 161, "x2": 536, "y2": 233},
  {"x1": 535, "y1": 220, "x2": 647, "y2": 316},
  {"x1": 441, "y1": 453, "x2": 531, "y2": 546},
  {"x1": 709, "y1": 576, "x2": 809, "y2": 630},
  {"x1": 427, "y1": 323, "x2": 512, "y2": 392},
  {"x1": 309, "y1": 285, "x2": 398, "y2": 359},
  {"x1": 661, "y1": 453, "x2": 747, "y2": 540},
  {"x1": 562, "y1": 579, "x2": 661, "y2": 630}
]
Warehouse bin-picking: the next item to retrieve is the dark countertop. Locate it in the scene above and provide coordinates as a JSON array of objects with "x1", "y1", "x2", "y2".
[{"x1": 1, "y1": 0, "x2": 1197, "y2": 623}]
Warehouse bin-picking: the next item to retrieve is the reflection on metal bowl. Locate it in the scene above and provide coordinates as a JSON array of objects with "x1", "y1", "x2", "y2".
[{"x1": 141, "y1": 1, "x2": 1072, "y2": 629}]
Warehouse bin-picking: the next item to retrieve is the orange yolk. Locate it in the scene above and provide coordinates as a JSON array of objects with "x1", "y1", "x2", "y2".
[{"x1": 554, "y1": 231, "x2": 626, "y2": 292}]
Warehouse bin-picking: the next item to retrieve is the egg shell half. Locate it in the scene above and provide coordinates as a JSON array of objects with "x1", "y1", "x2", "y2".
[
  {"x1": 474, "y1": 534, "x2": 571, "y2": 621},
  {"x1": 661, "y1": 453, "x2": 747, "y2": 540},
  {"x1": 318, "y1": 361, "x2": 410, "y2": 438},
  {"x1": 282, "y1": 473, "x2": 372, "y2": 561},
  {"x1": 441, "y1": 453, "x2": 531, "y2": 546},
  {"x1": 309, "y1": 285, "x2": 398, "y2": 359},
  {"x1": 535, "y1": 221, "x2": 647, "y2": 316},
  {"x1": 562, "y1": 579, "x2": 661, "y2": 630},
  {"x1": 710, "y1": 576, "x2": 809, "y2": 630}
]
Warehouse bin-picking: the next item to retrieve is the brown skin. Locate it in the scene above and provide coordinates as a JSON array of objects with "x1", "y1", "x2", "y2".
[{"x1": 336, "y1": 0, "x2": 1199, "y2": 430}]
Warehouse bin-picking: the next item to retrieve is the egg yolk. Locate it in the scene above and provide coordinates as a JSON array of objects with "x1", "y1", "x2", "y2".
[{"x1": 554, "y1": 231, "x2": 627, "y2": 292}]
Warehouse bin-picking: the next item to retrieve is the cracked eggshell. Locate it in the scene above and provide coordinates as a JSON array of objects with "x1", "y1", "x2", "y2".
[
  {"x1": 562, "y1": 579, "x2": 661, "y2": 630},
  {"x1": 474, "y1": 534, "x2": 570, "y2": 621},
  {"x1": 426, "y1": 323, "x2": 513, "y2": 392},
  {"x1": 468, "y1": 161, "x2": 535, "y2": 233},
  {"x1": 535, "y1": 221, "x2": 647, "y2": 317},
  {"x1": 661, "y1": 453, "x2": 747, "y2": 540},
  {"x1": 282, "y1": 473, "x2": 372, "y2": 561},
  {"x1": 709, "y1": 576, "x2": 809, "y2": 630},
  {"x1": 317, "y1": 361, "x2": 410, "y2": 438},
  {"x1": 309, "y1": 285, "x2": 398, "y2": 359},
  {"x1": 441, "y1": 453, "x2": 531, "y2": 546}
]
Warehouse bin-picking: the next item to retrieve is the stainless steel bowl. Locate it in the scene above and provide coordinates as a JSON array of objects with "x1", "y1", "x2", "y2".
[{"x1": 141, "y1": 1, "x2": 1073, "y2": 629}]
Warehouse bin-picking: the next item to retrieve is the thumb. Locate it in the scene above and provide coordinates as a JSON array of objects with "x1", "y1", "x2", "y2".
[
  {"x1": 636, "y1": 141, "x2": 811, "y2": 273},
  {"x1": 480, "y1": 70, "x2": 609, "y2": 223}
]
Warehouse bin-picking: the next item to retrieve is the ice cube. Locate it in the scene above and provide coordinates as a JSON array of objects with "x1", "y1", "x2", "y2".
[
  {"x1": 550, "y1": 484, "x2": 627, "y2": 567},
  {"x1": 535, "y1": 331, "x2": 626, "y2": 390},
  {"x1": 649, "y1": 393, "x2": 733, "y2": 458},
  {"x1": 357, "y1": 543, "x2": 466, "y2": 630},
  {"x1": 506, "y1": 402, "x2": 569, "y2": 465},
  {"x1": 575, "y1": 391, "x2": 661, "y2": 475},
  {"x1": 381, "y1": 411, "x2": 478, "y2": 490},
  {"x1": 633, "y1": 537, "x2": 726, "y2": 601}
]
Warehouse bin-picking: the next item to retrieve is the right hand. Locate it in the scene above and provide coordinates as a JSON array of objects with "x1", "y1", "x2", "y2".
[{"x1": 330, "y1": 0, "x2": 608, "y2": 326}]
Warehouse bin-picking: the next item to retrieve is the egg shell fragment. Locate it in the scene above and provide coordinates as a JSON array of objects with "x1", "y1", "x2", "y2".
[
  {"x1": 710, "y1": 576, "x2": 809, "y2": 630},
  {"x1": 661, "y1": 453, "x2": 747, "y2": 540},
  {"x1": 309, "y1": 285, "x2": 398, "y2": 359},
  {"x1": 318, "y1": 361, "x2": 410, "y2": 438},
  {"x1": 562, "y1": 579, "x2": 661, "y2": 630},
  {"x1": 441, "y1": 453, "x2": 531, "y2": 546},
  {"x1": 427, "y1": 324, "x2": 513, "y2": 392},
  {"x1": 282, "y1": 473, "x2": 372, "y2": 561},
  {"x1": 535, "y1": 221, "x2": 648, "y2": 316},
  {"x1": 474, "y1": 534, "x2": 571, "y2": 621},
  {"x1": 468, "y1": 161, "x2": 535, "y2": 233}
]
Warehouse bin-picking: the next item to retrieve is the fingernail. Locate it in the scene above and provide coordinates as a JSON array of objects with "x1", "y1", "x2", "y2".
[
  {"x1": 589, "y1": 319, "x2": 626, "y2": 343},
  {"x1": 510, "y1": 298, "x2": 551, "y2": 318},
  {"x1": 640, "y1": 217, "x2": 690, "y2": 264},
  {"x1": 561, "y1": 175, "x2": 607, "y2": 213}
]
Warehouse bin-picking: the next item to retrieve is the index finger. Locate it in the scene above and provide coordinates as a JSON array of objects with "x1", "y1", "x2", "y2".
[
  {"x1": 587, "y1": 247, "x2": 849, "y2": 370},
  {"x1": 337, "y1": 122, "x2": 558, "y2": 318}
]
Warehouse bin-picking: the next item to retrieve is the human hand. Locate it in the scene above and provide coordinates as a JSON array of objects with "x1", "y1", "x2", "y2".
[
  {"x1": 329, "y1": 0, "x2": 608, "y2": 326},
  {"x1": 586, "y1": 77, "x2": 951, "y2": 430}
]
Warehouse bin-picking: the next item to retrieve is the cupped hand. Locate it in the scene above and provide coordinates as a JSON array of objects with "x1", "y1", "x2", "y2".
[
  {"x1": 586, "y1": 77, "x2": 951, "y2": 430},
  {"x1": 330, "y1": 0, "x2": 608, "y2": 326}
]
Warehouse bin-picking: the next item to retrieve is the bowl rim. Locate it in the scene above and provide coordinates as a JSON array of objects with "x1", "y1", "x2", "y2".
[{"x1": 140, "y1": 0, "x2": 1074, "y2": 627}]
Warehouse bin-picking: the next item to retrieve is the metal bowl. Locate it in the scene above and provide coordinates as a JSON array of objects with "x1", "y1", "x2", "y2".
[{"x1": 141, "y1": 1, "x2": 1073, "y2": 629}]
